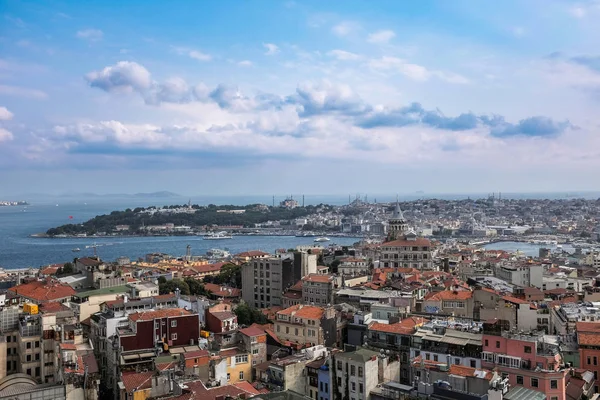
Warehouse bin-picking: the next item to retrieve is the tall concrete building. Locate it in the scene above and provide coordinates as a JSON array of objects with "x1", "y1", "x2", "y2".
[{"x1": 242, "y1": 252, "x2": 317, "y2": 309}]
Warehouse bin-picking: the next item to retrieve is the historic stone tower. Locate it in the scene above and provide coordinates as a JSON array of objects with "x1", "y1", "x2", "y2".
[{"x1": 388, "y1": 202, "x2": 408, "y2": 240}]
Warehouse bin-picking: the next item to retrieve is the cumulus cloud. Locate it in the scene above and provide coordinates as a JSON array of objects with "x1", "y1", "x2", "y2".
[
  {"x1": 328, "y1": 49, "x2": 361, "y2": 61},
  {"x1": 0, "y1": 106, "x2": 14, "y2": 120},
  {"x1": 0, "y1": 128, "x2": 13, "y2": 142},
  {"x1": 85, "y1": 61, "x2": 152, "y2": 92},
  {"x1": 287, "y1": 80, "x2": 371, "y2": 117},
  {"x1": 357, "y1": 103, "x2": 573, "y2": 137},
  {"x1": 263, "y1": 43, "x2": 279, "y2": 55},
  {"x1": 367, "y1": 30, "x2": 395, "y2": 44},
  {"x1": 76, "y1": 29, "x2": 103, "y2": 41}
]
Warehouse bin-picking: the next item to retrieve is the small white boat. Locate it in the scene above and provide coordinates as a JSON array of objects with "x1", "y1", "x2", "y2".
[
  {"x1": 314, "y1": 237, "x2": 330, "y2": 242},
  {"x1": 72, "y1": 248, "x2": 80, "y2": 252},
  {"x1": 203, "y1": 231, "x2": 233, "y2": 240}
]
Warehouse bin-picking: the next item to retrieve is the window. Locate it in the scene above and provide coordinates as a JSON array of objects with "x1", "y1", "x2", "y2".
[
  {"x1": 320, "y1": 382, "x2": 323, "y2": 391},
  {"x1": 239, "y1": 371, "x2": 244, "y2": 380},
  {"x1": 550, "y1": 397, "x2": 558, "y2": 400},
  {"x1": 227, "y1": 373, "x2": 230, "y2": 381},
  {"x1": 35, "y1": 353, "x2": 40, "y2": 361},
  {"x1": 27, "y1": 355, "x2": 31, "y2": 362},
  {"x1": 433, "y1": 355, "x2": 438, "y2": 362},
  {"x1": 253, "y1": 348, "x2": 259, "y2": 354},
  {"x1": 171, "y1": 333, "x2": 177, "y2": 340},
  {"x1": 550, "y1": 380, "x2": 557, "y2": 389},
  {"x1": 351, "y1": 365, "x2": 355, "y2": 376},
  {"x1": 516, "y1": 375, "x2": 523, "y2": 385},
  {"x1": 595, "y1": 356, "x2": 598, "y2": 366},
  {"x1": 455, "y1": 358, "x2": 460, "y2": 365},
  {"x1": 337, "y1": 361, "x2": 342, "y2": 370},
  {"x1": 425, "y1": 354, "x2": 430, "y2": 360},
  {"x1": 358, "y1": 367, "x2": 363, "y2": 377},
  {"x1": 531, "y1": 378, "x2": 538, "y2": 388},
  {"x1": 6, "y1": 336, "x2": 10, "y2": 343},
  {"x1": 27, "y1": 342, "x2": 32, "y2": 349},
  {"x1": 359, "y1": 383, "x2": 363, "y2": 393},
  {"x1": 235, "y1": 355, "x2": 249, "y2": 363},
  {"x1": 496, "y1": 341, "x2": 500, "y2": 348},
  {"x1": 589, "y1": 356, "x2": 592, "y2": 365},
  {"x1": 325, "y1": 383, "x2": 328, "y2": 393},
  {"x1": 524, "y1": 346, "x2": 531, "y2": 354},
  {"x1": 351, "y1": 382, "x2": 356, "y2": 392},
  {"x1": 171, "y1": 320, "x2": 177, "y2": 327},
  {"x1": 286, "y1": 327, "x2": 289, "y2": 334},
  {"x1": 484, "y1": 339, "x2": 488, "y2": 346},
  {"x1": 155, "y1": 321, "x2": 159, "y2": 329}
]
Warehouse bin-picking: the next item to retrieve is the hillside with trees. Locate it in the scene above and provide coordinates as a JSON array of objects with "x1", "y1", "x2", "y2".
[{"x1": 45, "y1": 203, "x2": 333, "y2": 236}]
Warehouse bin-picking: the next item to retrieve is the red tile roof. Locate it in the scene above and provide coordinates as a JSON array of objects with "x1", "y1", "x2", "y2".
[
  {"x1": 369, "y1": 317, "x2": 428, "y2": 335},
  {"x1": 190, "y1": 262, "x2": 227, "y2": 274},
  {"x1": 9, "y1": 279, "x2": 76, "y2": 302},
  {"x1": 577, "y1": 322, "x2": 600, "y2": 346},
  {"x1": 449, "y1": 364, "x2": 494, "y2": 380},
  {"x1": 129, "y1": 308, "x2": 192, "y2": 322},
  {"x1": 302, "y1": 274, "x2": 334, "y2": 283},
  {"x1": 204, "y1": 283, "x2": 241, "y2": 298},
  {"x1": 239, "y1": 325, "x2": 266, "y2": 337},
  {"x1": 39, "y1": 301, "x2": 71, "y2": 313},
  {"x1": 424, "y1": 290, "x2": 473, "y2": 301},
  {"x1": 40, "y1": 265, "x2": 62, "y2": 275},
  {"x1": 502, "y1": 295, "x2": 530, "y2": 305},
  {"x1": 381, "y1": 237, "x2": 432, "y2": 247},
  {"x1": 277, "y1": 304, "x2": 324, "y2": 319},
  {"x1": 121, "y1": 371, "x2": 154, "y2": 393}
]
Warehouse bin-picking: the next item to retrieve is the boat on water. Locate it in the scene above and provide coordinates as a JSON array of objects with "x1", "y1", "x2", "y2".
[
  {"x1": 314, "y1": 237, "x2": 330, "y2": 242},
  {"x1": 206, "y1": 248, "x2": 231, "y2": 258},
  {"x1": 203, "y1": 231, "x2": 233, "y2": 240},
  {"x1": 296, "y1": 232, "x2": 317, "y2": 237},
  {"x1": 72, "y1": 248, "x2": 80, "y2": 252}
]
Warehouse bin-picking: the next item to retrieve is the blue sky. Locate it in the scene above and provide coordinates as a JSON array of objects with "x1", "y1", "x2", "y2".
[{"x1": 1, "y1": 0, "x2": 600, "y2": 196}]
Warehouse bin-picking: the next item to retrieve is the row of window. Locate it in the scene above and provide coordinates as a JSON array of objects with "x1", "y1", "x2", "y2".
[
  {"x1": 383, "y1": 253, "x2": 428, "y2": 259},
  {"x1": 515, "y1": 375, "x2": 558, "y2": 390},
  {"x1": 154, "y1": 320, "x2": 178, "y2": 329},
  {"x1": 336, "y1": 361, "x2": 364, "y2": 377},
  {"x1": 156, "y1": 333, "x2": 178, "y2": 341}
]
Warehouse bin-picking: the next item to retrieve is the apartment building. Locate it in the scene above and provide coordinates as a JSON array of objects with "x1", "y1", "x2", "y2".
[
  {"x1": 481, "y1": 320, "x2": 568, "y2": 400},
  {"x1": 242, "y1": 253, "x2": 317, "y2": 309},
  {"x1": 337, "y1": 258, "x2": 369, "y2": 276},
  {"x1": 577, "y1": 322, "x2": 600, "y2": 393},
  {"x1": 379, "y1": 232, "x2": 434, "y2": 270},
  {"x1": 302, "y1": 274, "x2": 336, "y2": 306},
  {"x1": 422, "y1": 290, "x2": 474, "y2": 317},
  {"x1": 411, "y1": 327, "x2": 483, "y2": 369},
  {"x1": 8, "y1": 279, "x2": 76, "y2": 304},
  {"x1": 494, "y1": 261, "x2": 543, "y2": 289},
  {"x1": 274, "y1": 305, "x2": 326, "y2": 348}
]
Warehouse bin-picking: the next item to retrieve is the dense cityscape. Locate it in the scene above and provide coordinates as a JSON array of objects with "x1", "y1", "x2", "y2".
[{"x1": 0, "y1": 195, "x2": 599, "y2": 400}]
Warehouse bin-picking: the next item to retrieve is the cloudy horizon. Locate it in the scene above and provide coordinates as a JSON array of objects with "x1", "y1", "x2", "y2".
[{"x1": 2, "y1": 0, "x2": 600, "y2": 196}]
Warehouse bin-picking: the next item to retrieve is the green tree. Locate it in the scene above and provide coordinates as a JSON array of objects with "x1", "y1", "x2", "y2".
[
  {"x1": 234, "y1": 303, "x2": 268, "y2": 325},
  {"x1": 159, "y1": 279, "x2": 190, "y2": 295},
  {"x1": 212, "y1": 263, "x2": 242, "y2": 287},
  {"x1": 62, "y1": 262, "x2": 74, "y2": 274},
  {"x1": 330, "y1": 259, "x2": 341, "y2": 274},
  {"x1": 184, "y1": 278, "x2": 209, "y2": 296},
  {"x1": 157, "y1": 276, "x2": 167, "y2": 284}
]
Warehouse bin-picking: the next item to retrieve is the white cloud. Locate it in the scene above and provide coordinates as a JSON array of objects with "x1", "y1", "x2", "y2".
[
  {"x1": 328, "y1": 49, "x2": 361, "y2": 61},
  {"x1": 0, "y1": 128, "x2": 13, "y2": 142},
  {"x1": 332, "y1": 21, "x2": 360, "y2": 37},
  {"x1": 569, "y1": 1, "x2": 600, "y2": 18},
  {"x1": 238, "y1": 60, "x2": 253, "y2": 67},
  {"x1": 85, "y1": 61, "x2": 152, "y2": 93},
  {"x1": 76, "y1": 29, "x2": 104, "y2": 42},
  {"x1": 0, "y1": 106, "x2": 14, "y2": 121},
  {"x1": 263, "y1": 43, "x2": 279, "y2": 55},
  {"x1": 0, "y1": 85, "x2": 48, "y2": 99},
  {"x1": 367, "y1": 29, "x2": 396, "y2": 44},
  {"x1": 174, "y1": 47, "x2": 212, "y2": 62},
  {"x1": 570, "y1": 6, "x2": 587, "y2": 17}
]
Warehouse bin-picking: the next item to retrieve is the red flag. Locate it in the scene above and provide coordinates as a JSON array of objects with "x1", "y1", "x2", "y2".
[{"x1": 69, "y1": 216, "x2": 73, "y2": 219}]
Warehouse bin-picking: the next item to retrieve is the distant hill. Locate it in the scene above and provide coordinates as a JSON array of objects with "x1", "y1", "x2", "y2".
[{"x1": 132, "y1": 191, "x2": 181, "y2": 198}]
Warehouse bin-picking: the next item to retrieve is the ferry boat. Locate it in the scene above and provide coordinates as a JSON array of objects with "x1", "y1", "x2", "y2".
[
  {"x1": 206, "y1": 248, "x2": 231, "y2": 258},
  {"x1": 314, "y1": 237, "x2": 330, "y2": 242},
  {"x1": 203, "y1": 231, "x2": 233, "y2": 240}
]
